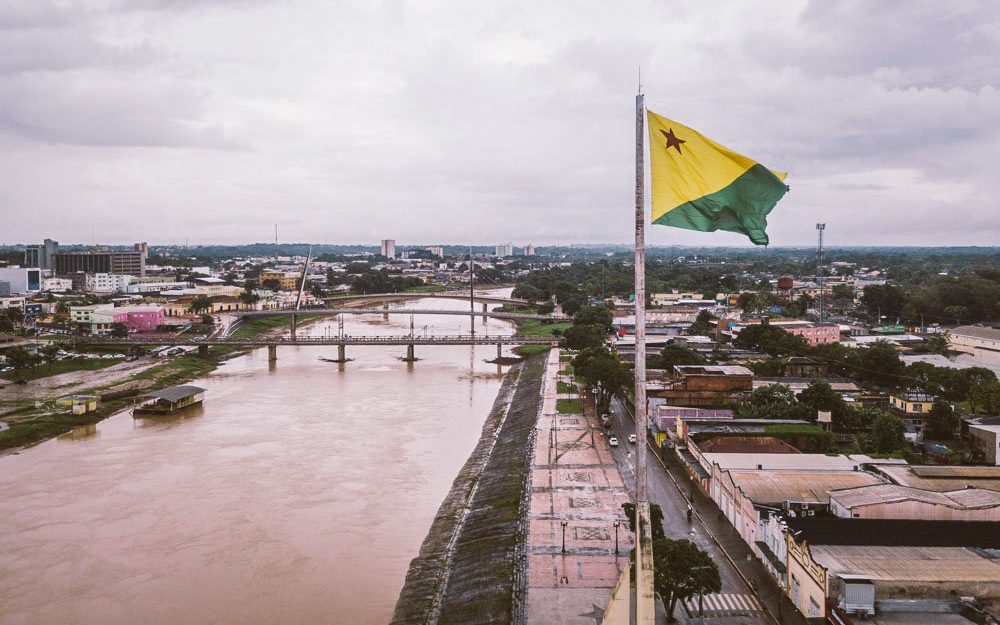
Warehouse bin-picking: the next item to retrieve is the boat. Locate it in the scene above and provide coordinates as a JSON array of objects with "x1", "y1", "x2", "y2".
[{"x1": 132, "y1": 385, "x2": 206, "y2": 416}]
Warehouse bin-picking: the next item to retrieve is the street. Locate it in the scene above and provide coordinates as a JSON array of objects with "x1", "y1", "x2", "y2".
[{"x1": 603, "y1": 396, "x2": 778, "y2": 625}]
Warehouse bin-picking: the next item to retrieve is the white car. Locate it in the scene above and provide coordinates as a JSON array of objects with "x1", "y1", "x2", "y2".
[
  {"x1": 628, "y1": 434, "x2": 637, "y2": 444},
  {"x1": 608, "y1": 437, "x2": 620, "y2": 447}
]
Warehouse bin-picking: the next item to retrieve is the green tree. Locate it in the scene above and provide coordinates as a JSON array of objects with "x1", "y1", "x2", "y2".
[
  {"x1": 736, "y1": 384, "x2": 797, "y2": 420},
  {"x1": 261, "y1": 278, "x2": 282, "y2": 291},
  {"x1": 925, "y1": 401, "x2": 958, "y2": 440},
  {"x1": 688, "y1": 310, "x2": 714, "y2": 336},
  {"x1": 868, "y1": 412, "x2": 907, "y2": 454},
  {"x1": 655, "y1": 344, "x2": 706, "y2": 370},
  {"x1": 850, "y1": 340, "x2": 905, "y2": 389},
  {"x1": 733, "y1": 325, "x2": 809, "y2": 357},
  {"x1": 239, "y1": 287, "x2": 260, "y2": 306},
  {"x1": 651, "y1": 538, "x2": 722, "y2": 622},
  {"x1": 110, "y1": 322, "x2": 128, "y2": 338},
  {"x1": 968, "y1": 379, "x2": 1000, "y2": 414},
  {"x1": 561, "y1": 324, "x2": 607, "y2": 351},
  {"x1": 736, "y1": 292, "x2": 758, "y2": 313},
  {"x1": 573, "y1": 306, "x2": 614, "y2": 331},
  {"x1": 572, "y1": 348, "x2": 631, "y2": 410},
  {"x1": 925, "y1": 333, "x2": 950, "y2": 355},
  {"x1": 621, "y1": 502, "x2": 666, "y2": 541},
  {"x1": 795, "y1": 380, "x2": 849, "y2": 426},
  {"x1": 5, "y1": 346, "x2": 34, "y2": 370},
  {"x1": 40, "y1": 343, "x2": 61, "y2": 371},
  {"x1": 190, "y1": 296, "x2": 213, "y2": 314}
]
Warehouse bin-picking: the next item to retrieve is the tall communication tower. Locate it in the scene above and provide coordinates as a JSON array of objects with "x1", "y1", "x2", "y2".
[{"x1": 816, "y1": 223, "x2": 826, "y2": 324}]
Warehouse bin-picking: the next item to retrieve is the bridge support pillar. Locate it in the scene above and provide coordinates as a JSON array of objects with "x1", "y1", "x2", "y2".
[
  {"x1": 497, "y1": 343, "x2": 502, "y2": 361},
  {"x1": 482, "y1": 302, "x2": 488, "y2": 323},
  {"x1": 267, "y1": 344, "x2": 277, "y2": 362},
  {"x1": 198, "y1": 344, "x2": 209, "y2": 357},
  {"x1": 338, "y1": 344, "x2": 346, "y2": 362},
  {"x1": 290, "y1": 314, "x2": 297, "y2": 340},
  {"x1": 383, "y1": 303, "x2": 389, "y2": 320},
  {"x1": 403, "y1": 343, "x2": 415, "y2": 362}
]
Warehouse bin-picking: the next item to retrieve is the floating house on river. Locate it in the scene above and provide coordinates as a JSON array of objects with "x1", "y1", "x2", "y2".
[{"x1": 133, "y1": 385, "x2": 206, "y2": 416}]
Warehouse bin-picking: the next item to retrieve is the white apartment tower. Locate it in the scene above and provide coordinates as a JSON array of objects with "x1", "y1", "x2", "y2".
[{"x1": 380, "y1": 239, "x2": 396, "y2": 259}]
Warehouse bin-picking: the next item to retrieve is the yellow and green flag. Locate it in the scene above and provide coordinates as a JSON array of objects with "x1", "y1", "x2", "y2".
[{"x1": 647, "y1": 109, "x2": 788, "y2": 245}]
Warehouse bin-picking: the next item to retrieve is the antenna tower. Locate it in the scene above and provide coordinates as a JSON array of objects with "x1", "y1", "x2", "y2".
[{"x1": 816, "y1": 223, "x2": 826, "y2": 324}]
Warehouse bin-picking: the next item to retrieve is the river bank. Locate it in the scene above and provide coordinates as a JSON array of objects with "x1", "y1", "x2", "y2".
[
  {"x1": 0, "y1": 316, "x2": 311, "y2": 452},
  {"x1": 391, "y1": 353, "x2": 546, "y2": 625}
]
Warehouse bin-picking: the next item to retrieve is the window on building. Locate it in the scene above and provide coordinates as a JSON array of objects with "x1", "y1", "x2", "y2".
[{"x1": 808, "y1": 597, "x2": 822, "y2": 617}]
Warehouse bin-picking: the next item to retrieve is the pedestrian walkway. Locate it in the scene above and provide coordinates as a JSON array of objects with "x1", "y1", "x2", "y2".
[
  {"x1": 683, "y1": 593, "x2": 764, "y2": 619},
  {"x1": 524, "y1": 349, "x2": 633, "y2": 625}
]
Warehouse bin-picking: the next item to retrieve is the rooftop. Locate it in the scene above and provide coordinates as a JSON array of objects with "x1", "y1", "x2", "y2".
[
  {"x1": 950, "y1": 325, "x2": 1000, "y2": 342},
  {"x1": 699, "y1": 436, "x2": 801, "y2": 454},
  {"x1": 674, "y1": 365, "x2": 753, "y2": 376},
  {"x1": 726, "y1": 469, "x2": 883, "y2": 505},
  {"x1": 872, "y1": 464, "x2": 1000, "y2": 492},
  {"x1": 829, "y1": 483, "x2": 1000, "y2": 510},
  {"x1": 705, "y1": 453, "x2": 861, "y2": 472},
  {"x1": 810, "y1": 545, "x2": 1000, "y2": 583},
  {"x1": 144, "y1": 385, "x2": 206, "y2": 403}
]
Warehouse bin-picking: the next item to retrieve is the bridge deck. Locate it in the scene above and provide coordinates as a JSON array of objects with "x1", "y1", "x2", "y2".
[
  {"x1": 78, "y1": 334, "x2": 556, "y2": 347},
  {"x1": 236, "y1": 308, "x2": 566, "y2": 321}
]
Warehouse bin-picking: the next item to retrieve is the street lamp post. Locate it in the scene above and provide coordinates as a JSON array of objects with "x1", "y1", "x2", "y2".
[
  {"x1": 613, "y1": 520, "x2": 620, "y2": 555},
  {"x1": 561, "y1": 520, "x2": 568, "y2": 554}
]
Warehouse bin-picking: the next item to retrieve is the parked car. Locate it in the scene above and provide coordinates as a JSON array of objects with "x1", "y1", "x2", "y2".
[
  {"x1": 608, "y1": 437, "x2": 619, "y2": 447},
  {"x1": 628, "y1": 434, "x2": 637, "y2": 444}
]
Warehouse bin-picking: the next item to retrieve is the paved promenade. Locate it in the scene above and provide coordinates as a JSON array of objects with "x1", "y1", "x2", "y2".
[{"x1": 524, "y1": 349, "x2": 632, "y2": 625}]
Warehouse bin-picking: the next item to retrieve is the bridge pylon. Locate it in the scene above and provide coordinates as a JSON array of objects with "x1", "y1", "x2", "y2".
[{"x1": 267, "y1": 344, "x2": 277, "y2": 362}]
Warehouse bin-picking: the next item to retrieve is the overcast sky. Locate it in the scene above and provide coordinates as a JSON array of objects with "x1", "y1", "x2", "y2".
[{"x1": 2, "y1": 0, "x2": 998, "y2": 247}]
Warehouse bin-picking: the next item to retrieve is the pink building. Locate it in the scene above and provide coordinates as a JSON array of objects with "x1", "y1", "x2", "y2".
[
  {"x1": 785, "y1": 324, "x2": 840, "y2": 346},
  {"x1": 121, "y1": 306, "x2": 165, "y2": 333}
]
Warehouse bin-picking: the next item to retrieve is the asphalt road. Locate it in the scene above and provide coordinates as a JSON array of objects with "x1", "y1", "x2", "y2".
[{"x1": 603, "y1": 396, "x2": 773, "y2": 625}]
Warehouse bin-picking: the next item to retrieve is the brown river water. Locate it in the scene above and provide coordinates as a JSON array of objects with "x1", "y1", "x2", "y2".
[{"x1": 0, "y1": 295, "x2": 516, "y2": 625}]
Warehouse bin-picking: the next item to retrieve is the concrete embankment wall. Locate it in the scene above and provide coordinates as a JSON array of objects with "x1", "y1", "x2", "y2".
[{"x1": 390, "y1": 354, "x2": 546, "y2": 625}]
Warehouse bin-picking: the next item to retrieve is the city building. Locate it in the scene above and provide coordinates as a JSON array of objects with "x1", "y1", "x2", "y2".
[
  {"x1": 965, "y1": 416, "x2": 1000, "y2": 465},
  {"x1": 426, "y1": 246, "x2": 444, "y2": 258},
  {"x1": 783, "y1": 518, "x2": 1000, "y2": 619},
  {"x1": 23, "y1": 238, "x2": 59, "y2": 269},
  {"x1": 42, "y1": 277, "x2": 73, "y2": 292},
  {"x1": 380, "y1": 239, "x2": 396, "y2": 259},
  {"x1": 0, "y1": 267, "x2": 43, "y2": 294},
  {"x1": 85, "y1": 273, "x2": 133, "y2": 294},
  {"x1": 648, "y1": 365, "x2": 753, "y2": 407},
  {"x1": 523, "y1": 243, "x2": 535, "y2": 256},
  {"x1": 259, "y1": 269, "x2": 300, "y2": 291},
  {"x1": 53, "y1": 246, "x2": 146, "y2": 277},
  {"x1": 71, "y1": 303, "x2": 165, "y2": 333},
  {"x1": 828, "y1": 483, "x2": 1000, "y2": 521},
  {"x1": 889, "y1": 392, "x2": 936, "y2": 432},
  {"x1": 948, "y1": 325, "x2": 1000, "y2": 363},
  {"x1": 495, "y1": 243, "x2": 513, "y2": 257}
]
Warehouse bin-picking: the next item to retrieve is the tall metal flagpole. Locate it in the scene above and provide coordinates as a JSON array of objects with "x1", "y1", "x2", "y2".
[{"x1": 633, "y1": 90, "x2": 655, "y2": 625}]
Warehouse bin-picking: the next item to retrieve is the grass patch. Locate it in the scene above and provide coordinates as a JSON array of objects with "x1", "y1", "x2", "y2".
[
  {"x1": 558, "y1": 364, "x2": 574, "y2": 376},
  {"x1": 556, "y1": 398, "x2": 584, "y2": 414},
  {"x1": 516, "y1": 319, "x2": 572, "y2": 338},
  {"x1": 556, "y1": 380, "x2": 576, "y2": 394},
  {"x1": 1, "y1": 358, "x2": 121, "y2": 382},
  {"x1": 513, "y1": 344, "x2": 550, "y2": 357},
  {"x1": 559, "y1": 354, "x2": 574, "y2": 363},
  {"x1": 404, "y1": 284, "x2": 447, "y2": 294}
]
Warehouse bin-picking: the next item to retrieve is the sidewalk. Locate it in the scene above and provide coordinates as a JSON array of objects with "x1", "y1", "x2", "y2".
[{"x1": 524, "y1": 349, "x2": 633, "y2": 625}]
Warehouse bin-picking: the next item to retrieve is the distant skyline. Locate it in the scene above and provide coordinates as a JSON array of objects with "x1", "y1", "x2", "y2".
[{"x1": 3, "y1": 1, "x2": 999, "y2": 247}]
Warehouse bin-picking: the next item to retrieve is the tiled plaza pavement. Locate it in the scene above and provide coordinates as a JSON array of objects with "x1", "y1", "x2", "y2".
[{"x1": 525, "y1": 349, "x2": 633, "y2": 625}]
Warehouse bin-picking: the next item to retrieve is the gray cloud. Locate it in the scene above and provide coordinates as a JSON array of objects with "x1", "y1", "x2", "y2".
[{"x1": 1, "y1": 0, "x2": 998, "y2": 246}]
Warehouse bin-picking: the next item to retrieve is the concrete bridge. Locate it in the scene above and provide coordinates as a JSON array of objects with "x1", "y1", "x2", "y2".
[
  {"x1": 77, "y1": 334, "x2": 555, "y2": 363},
  {"x1": 236, "y1": 307, "x2": 566, "y2": 322},
  {"x1": 323, "y1": 291, "x2": 529, "y2": 306}
]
